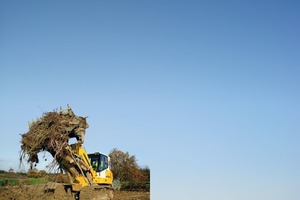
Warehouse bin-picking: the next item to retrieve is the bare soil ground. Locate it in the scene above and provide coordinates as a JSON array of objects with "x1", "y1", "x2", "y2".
[
  {"x1": 114, "y1": 191, "x2": 150, "y2": 200},
  {"x1": 0, "y1": 184, "x2": 150, "y2": 200}
]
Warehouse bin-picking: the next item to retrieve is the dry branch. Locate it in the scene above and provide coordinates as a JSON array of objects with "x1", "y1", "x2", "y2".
[{"x1": 20, "y1": 106, "x2": 88, "y2": 169}]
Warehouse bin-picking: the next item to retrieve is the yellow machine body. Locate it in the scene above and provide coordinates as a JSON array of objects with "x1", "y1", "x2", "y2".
[{"x1": 63, "y1": 143, "x2": 113, "y2": 191}]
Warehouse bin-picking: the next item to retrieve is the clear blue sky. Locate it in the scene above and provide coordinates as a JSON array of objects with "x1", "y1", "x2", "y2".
[{"x1": 1, "y1": 1, "x2": 299, "y2": 199}]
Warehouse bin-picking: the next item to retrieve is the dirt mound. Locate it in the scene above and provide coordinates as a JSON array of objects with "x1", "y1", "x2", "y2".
[
  {"x1": 0, "y1": 185, "x2": 150, "y2": 200},
  {"x1": 0, "y1": 183, "x2": 77, "y2": 200},
  {"x1": 20, "y1": 106, "x2": 88, "y2": 167}
]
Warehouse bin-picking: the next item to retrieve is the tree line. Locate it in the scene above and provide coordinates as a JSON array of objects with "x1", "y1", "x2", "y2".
[
  {"x1": 109, "y1": 148, "x2": 150, "y2": 191},
  {"x1": 1, "y1": 148, "x2": 150, "y2": 191}
]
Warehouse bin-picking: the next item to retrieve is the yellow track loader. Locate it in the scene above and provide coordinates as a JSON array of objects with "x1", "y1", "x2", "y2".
[
  {"x1": 45, "y1": 142, "x2": 114, "y2": 200},
  {"x1": 21, "y1": 106, "x2": 114, "y2": 199}
]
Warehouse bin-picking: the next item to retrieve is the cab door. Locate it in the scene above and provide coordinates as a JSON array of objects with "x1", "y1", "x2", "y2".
[{"x1": 98, "y1": 154, "x2": 109, "y2": 178}]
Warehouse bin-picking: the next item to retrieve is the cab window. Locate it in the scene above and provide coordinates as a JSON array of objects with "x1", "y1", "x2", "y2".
[
  {"x1": 90, "y1": 157, "x2": 99, "y2": 171},
  {"x1": 89, "y1": 154, "x2": 108, "y2": 172},
  {"x1": 99, "y1": 154, "x2": 108, "y2": 171}
]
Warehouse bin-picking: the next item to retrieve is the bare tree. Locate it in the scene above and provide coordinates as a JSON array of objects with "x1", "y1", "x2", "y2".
[{"x1": 8, "y1": 168, "x2": 14, "y2": 173}]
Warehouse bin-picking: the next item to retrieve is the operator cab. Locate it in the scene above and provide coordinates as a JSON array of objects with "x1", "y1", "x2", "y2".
[
  {"x1": 87, "y1": 152, "x2": 113, "y2": 185},
  {"x1": 88, "y1": 152, "x2": 109, "y2": 173}
]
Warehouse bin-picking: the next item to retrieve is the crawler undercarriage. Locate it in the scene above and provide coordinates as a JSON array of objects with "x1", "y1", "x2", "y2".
[{"x1": 45, "y1": 182, "x2": 114, "y2": 200}]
